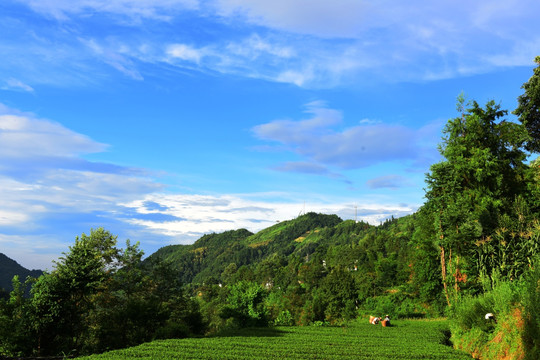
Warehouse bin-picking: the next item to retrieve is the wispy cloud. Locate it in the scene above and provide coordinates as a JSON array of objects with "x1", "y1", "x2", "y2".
[
  {"x1": 274, "y1": 162, "x2": 333, "y2": 176},
  {"x1": 0, "y1": 106, "x2": 106, "y2": 158},
  {"x1": 166, "y1": 43, "x2": 207, "y2": 64},
  {"x1": 213, "y1": 0, "x2": 372, "y2": 38},
  {"x1": 3, "y1": 1, "x2": 539, "y2": 89},
  {"x1": 79, "y1": 37, "x2": 144, "y2": 80},
  {"x1": 367, "y1": 175, "x2": 412, "y2": 189},
  {"x1": 1, "y1": 78, "x2": 34, "y2": 92}
]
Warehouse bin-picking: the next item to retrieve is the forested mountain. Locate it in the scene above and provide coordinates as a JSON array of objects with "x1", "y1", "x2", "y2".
[
  {"x1": 145, "y1": 213, "x2": 344, "y2": 284},
  {"x1": 0, "y1": 253, "x2": 42, "y2": 296},
  {"x1": 146, "y1": 211, "x2": 426, "y2": 331},
  {"x1": 145, "y1": 212, "x2": 412, "y2": 297}
]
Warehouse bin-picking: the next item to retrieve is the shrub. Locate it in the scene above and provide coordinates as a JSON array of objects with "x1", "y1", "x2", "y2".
[
  {"x1": 522, "y1": 259, "x2": 540, "y2": 360},
  {"x1": 449, "y1": 267, "x2": 538, "y2": 360},
  {"x1": 273, "y1": 310, "x2": 294, "y2": 326}
]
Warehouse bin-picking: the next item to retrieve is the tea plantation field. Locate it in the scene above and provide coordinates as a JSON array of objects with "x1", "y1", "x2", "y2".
[{"x1": 78, "y1": 319, "x2": 472, "y2": 359}]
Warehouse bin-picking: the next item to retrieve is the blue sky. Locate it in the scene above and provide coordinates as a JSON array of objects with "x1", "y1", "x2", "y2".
[{"x1": 1, "y1": 0, "x2": 539, "y2": 270}]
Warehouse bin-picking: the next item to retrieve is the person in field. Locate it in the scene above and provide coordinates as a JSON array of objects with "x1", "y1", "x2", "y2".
[{"x1": 369, "y1": 315, "x2": 380, "y2": 325}]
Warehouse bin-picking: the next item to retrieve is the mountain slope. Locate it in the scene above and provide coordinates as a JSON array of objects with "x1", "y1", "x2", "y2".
[
  {"x1": 0, "y1": 253, "x2": 43, "y2": 294},
  {"x1": 145, "y1": 212, "x2": 343, "y2": 284}
]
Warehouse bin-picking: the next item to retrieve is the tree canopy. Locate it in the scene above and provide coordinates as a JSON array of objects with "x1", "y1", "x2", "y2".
[{"x1": 515, "y1": 56, "x2": 540, "y2": 152}]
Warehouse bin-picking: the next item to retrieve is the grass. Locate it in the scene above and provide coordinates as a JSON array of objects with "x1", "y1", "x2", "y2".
[{"x1": 78, "y1": 319, "x2": 472, "y2": 359}]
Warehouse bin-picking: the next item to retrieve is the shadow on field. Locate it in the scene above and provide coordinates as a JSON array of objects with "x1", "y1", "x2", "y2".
[
  {"x1": 213, "y1": 327, "x2": 287, "y2": 338},
  {"x1": 439, "y1": 329, "x2": 453, "y2": 346}
]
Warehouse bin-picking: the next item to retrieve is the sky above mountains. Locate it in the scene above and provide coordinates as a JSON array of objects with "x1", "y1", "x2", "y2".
[{"x1": 1, "y1": 0, "x2": 539, "y2": 270}]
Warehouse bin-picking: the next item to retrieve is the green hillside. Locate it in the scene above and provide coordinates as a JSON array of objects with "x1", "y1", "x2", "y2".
[{"x1": 145, "y1": 213, "x2": 343, "y2": 284}]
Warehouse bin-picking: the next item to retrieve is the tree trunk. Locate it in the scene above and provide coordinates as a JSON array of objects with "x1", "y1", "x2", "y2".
[
  {"x1": 454, "y1": 255, "x2": 460, "y2": 294},
  {"x1": 440, "y1": 246, "x2": 451, "y2": 306}
]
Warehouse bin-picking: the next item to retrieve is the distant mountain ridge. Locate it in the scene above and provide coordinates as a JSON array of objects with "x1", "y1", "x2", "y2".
[{"x1": 0, "y1": 253, "x2": 43, "y2": 293}]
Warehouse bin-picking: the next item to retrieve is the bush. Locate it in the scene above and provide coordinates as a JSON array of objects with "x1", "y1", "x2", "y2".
[
  {"x1": 273, "y1": 310, "x2": 294, "y2": 326},
  {"x1": 449, "y1": 272, "x2": 534, "y2": 359},
  {"x1": 522, "y1": 259, "x2": 540, "y2": 360},
  {"x1": 154, "y1": 322, "x2": 191, "y2": 340},
  {"x1": 219, "y1": 281, "x2": 269, "y2": 328},
  {"x1": 361, "y1": 289, "x2": 430, "y2": 319}
]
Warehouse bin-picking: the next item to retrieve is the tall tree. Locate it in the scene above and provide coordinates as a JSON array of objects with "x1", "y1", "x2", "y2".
[
  {"x1": 424, "y1": 99, "x2": 528, "y2": 305},
  {"x1": 514, "y1": 56, "x2": 540, "y2": 152}
]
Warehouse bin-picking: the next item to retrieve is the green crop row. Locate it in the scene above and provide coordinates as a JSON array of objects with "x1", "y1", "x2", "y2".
[{"x1": 78, "y1": 319, "x2": 472, "y2": 360}]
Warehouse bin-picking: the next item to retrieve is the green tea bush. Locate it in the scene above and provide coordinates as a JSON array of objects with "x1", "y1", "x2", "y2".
[{"x1": 78, "y1": 319, "x2": 472, "y2": 360}]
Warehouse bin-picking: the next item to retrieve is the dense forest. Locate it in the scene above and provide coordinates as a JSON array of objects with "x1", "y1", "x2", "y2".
[{"x1": 1, "y1": 57, "x2": 540, "y2": 359}]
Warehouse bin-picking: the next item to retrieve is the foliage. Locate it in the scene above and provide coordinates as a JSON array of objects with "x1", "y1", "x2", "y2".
[
  {"x1": 448, "y1": 272, "x2": 531, "y2": 360},
  {"x1": 0, "y1": 228, "x2": 204, "y2": 357},
  {"x1": 0, "y1": 276, "x2": 36, "y2": 356},
  {"x1": 521, "y1": 257, "x2": 540, "y2": 360},
  {"x1": 515, "y1": 56, "x2": 540, "y2": 152},
  {"x1": 423, "y1": 99, "x2": 530, "y2": 304},
  {"x1": 220, "y1": 281, "x2": 268, "y2": 327}
]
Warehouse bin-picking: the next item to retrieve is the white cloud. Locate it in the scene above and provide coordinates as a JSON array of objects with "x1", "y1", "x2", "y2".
[
  {"x1": 0, "y1": 155, "x2": 161, "y2": 224},
  {"x1": 121, "y1": 192, "x2": 416, "y2": 240},
  {"x1": 253, "y1": 101, "x2": 342, "y2": 143},
  {"x1": 166, "y1": 44, "x2": 207, "y2": 63},
  {"x1": 5, "y1": 1, "x2": 539, "y2": 89},
  {"x1": 0, "y1": 112, "x2": 107, "y2": 158},
  {"x1": 253, "y1": 102, "x2": 440, "y2": 170},
  {"x1": 79, "y1": 38, "x2": 144, "y2": 80},
  {"x1": 0, "y1": 234, "x2": 66, "y2": 271},
  {"x1": 226, "y1": 34, "x2": 295, "y2": 59},
  {"x1": 276, "y1": 70, "x2": 312, "y2": 87},
  {"x1": 0, "y1": 208, "x2": 29, "y2": 226},
  {"x1": 0, "y1": 105, "x2": 162, "y2": 253},
  {"x1": 213, "y1": 0, "x2": 372, "y2": 39}
]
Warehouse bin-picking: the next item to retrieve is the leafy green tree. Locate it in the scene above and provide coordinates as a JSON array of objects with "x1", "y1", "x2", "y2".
[
  {"x1": 220, "y1": 281, "x2": 268, "y2": 327},
  {"x1": 0, "y1": 276, "x2": 36, "y2": 356},
  {"x1": 29, "y1": 228, "x2": 120, "y2": 355},
  {"x1": 220, "y1": 263, "x2": 237, "y2": 284},
  {"x1": 410, "y1": 209, "x2": 444, "y2": 307},
  {"x1": 4, "y1": 228, "x2": 205, "y2": 356},
  {"x1": 514, "y1": 56, "x2": 540, "y2": 152},
  {"x1": 424, "y1": 99, "x2": 529, "y2": 304},
  {"x1": 317, "y1": 267, "x2": 358, "y2": 321}
]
